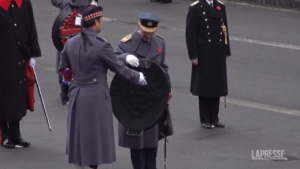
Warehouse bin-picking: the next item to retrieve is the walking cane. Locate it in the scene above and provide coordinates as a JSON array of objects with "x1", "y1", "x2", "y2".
[
  {"x1": 164, "y1": 136, "x2": 167, "y2": 169},
  {"x1": 33, "y1": 67, "x2": 52, "y2": 131}
]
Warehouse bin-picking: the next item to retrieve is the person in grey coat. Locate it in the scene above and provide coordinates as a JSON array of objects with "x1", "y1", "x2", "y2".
[
  {"x1": 51, "y1": 0, "x2": 98, "y2": 105},
  {"x1": 115, "y1": 13, "x2": 173, "y2": 169},
  {"x1": 58, "y1": 5, "x2": 147, "y2": 169}
]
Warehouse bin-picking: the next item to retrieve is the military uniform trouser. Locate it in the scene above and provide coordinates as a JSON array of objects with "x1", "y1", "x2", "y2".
[
  {"x1": 0, "y1": 120, "x2": 21, "y2": 144},
  {"x1": 130, "y1": 148, "x2": 158, "y2": 169},
  {"x1": 198, "y1": 96, "x2": 220, "y2": 124}
]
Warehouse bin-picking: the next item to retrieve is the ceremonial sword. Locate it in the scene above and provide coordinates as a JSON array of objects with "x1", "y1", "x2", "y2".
[{"x1": 33, "y1": 67, "x2": 52, "y2": 131}]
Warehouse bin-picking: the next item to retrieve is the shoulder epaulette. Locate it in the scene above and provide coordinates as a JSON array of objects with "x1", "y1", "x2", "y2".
[
  {"x1": 96, "y1": 37, "x2": 107, "y2": 42},
  {"x1": 121, "y1": 34, "x2": 132, "y2": 43},
  {"x1": 156, "y1": 34, "x2": 164, "y2": 40},
  {"x1": 190, "y1": 1, "x2": 199, "y2": 6},
  {"x1": 217, "y1": 0, "x2": 224, "y2": 5}
]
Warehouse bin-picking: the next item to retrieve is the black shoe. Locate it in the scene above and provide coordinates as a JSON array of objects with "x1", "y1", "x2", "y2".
[
  {"x1": 201, "y1": 123, "x2": 212, "y2": 129},
  {"x1": 15, "y1": 137, "x2": 31, "y2": 147},
  {"x1": 3, "y1": 137, "x2": 31, "y2": 148},
  {"x1": 2, "y1": 139, "x2": 17, "y2": 149},
  {"x1": 212, "y1": 122, "x2": 225, "y2": 128}
]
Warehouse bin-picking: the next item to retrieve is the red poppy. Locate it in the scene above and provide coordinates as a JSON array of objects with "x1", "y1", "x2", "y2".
[
  {"x1": 216, "y1": 6, "x2": 221, "y2": 10},
  {"x1": 157, "y1": 47, "x2": 161, "y2": 53}
]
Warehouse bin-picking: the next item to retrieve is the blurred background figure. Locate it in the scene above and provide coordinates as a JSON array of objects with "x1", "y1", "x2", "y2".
[
  {"x1": 50, "y1": 0, "x2": 98, "y2": 105},
  {"x1": 150, "y1": 0, "x2": 172, "y2": 3}
]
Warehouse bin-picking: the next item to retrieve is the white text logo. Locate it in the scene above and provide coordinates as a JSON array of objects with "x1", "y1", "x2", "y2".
[{"x1": 251, "y1": 150, "x2": 287, "y2": 161}]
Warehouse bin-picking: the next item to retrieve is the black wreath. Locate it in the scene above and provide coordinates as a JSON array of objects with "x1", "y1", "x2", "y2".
[{"x1": 123, "y1": 72, "x2": 161, "y2": 119}]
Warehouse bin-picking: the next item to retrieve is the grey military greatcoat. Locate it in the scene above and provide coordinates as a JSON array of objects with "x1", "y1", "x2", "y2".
[
  {"x1": 58, "y1": 28, "x2": 141, "y2": 166},
  {"x1": 115, "y1": 29, "x2": 173, "y2": 149}
]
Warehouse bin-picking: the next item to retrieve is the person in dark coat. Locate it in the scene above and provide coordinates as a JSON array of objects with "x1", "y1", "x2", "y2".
[
  {"x1": 115, "y1": 12, "x2": 173, "y2": 169},
  {"x1": 51, "y1": 0, "x2": 98, "y2": 105},
  {"x1": 58, "y1": 5, "x2": 147, "y2": 169},
  {"x1": 0, "y1": 0, "x2": 42, "y2": 148},
  {"x1": 185, "y1": 0, "x2": 231, "y2": 129}
]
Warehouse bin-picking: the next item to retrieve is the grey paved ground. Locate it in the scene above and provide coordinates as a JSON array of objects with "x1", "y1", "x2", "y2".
[{"x1": 0, "y1": 0, "x2": 300, "y2": 169}]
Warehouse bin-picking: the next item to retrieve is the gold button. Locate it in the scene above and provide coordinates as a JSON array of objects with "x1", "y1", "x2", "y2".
[
  {"x1": 20, "y1": 81, "x2": 22, "y2": 83},
  {"x1": 201, "y1": 5, "x2": 203, "y2": 7},
  {"x1": 24, "y1": 79, "x2": 26, "y2": 81},
  {"x1": 220, "y1": 32, "x2": 222, "y2": 35},
  {"x1": 14, "y1": 23, "x2": 17, "y2": 26},
  {"x1": 158, "y1": 60, "x2": 160, "y2": 62},
  {"x1": 203, "y1": 12, "x2": 205, "y2": 15},
  {"x1": 205, "y1": 19, "x2": 207, "y2": 21},
  {"x1": 23, "y1": 60, "x2": 25, "y2": 63},
  {"x1": 12, "y1": 5, "x2": 14, "y2": 7},
  {"x1": 19, "y1": 62, "x2": 21, "y2": 65},
  {"x1": 221, "y1": 19, "x2": 223, "y2": 21},
  {"x1": 208, "y1": 32, "x2": 210, "y2": 35},
  {"x1": 94, "y1": 79, "x2": 96, "y2": 82},
  {"x1": 208, "y1": 39, "x2": 211, "y2": 42},
  {"x1": 220, "y1": 39, "x2": 222, "y2": 42},
  {"x1": 207, "y1": 26, "x2": 209, "y2": 29},
  {"x1": 72, "y1": 78, "x2": 74, "y2": 80}
]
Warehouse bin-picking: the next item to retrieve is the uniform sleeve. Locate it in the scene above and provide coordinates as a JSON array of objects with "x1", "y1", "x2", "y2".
[
  {"x1": 51, "y1": 0, "x2": 68, "y2": 9},
  {"x1": 185, "y1": 6, "x2": 198, "y2": 60},
  {"x1": 222, "y1": 5, "x2": 231, "y2": 56},
  {"x1": 99, "y1": 43, "x2": 140, "y2": 84},
  {"x1": 58, "y1": 42, "x2": 70, "y2": 73},
  {"x1": 28, "y1": 0, "x2": 41, "y2": 57},
  {"x1": 115, "y1": 41, "x2": 128, "y2": 63},
  {"x1": 161, "y1": 41, "x2": 171, "y2": 88}
]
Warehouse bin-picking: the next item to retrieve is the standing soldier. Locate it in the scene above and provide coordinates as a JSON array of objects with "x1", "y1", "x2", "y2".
[
  {"x1": 58, "y1": 5, "x2": 147, "y2": 169},
  {"x1": 116, "y1": 12, "x2": 173, "y2": 169},
  {"x1": 51, "y1": 0, "x2": 98, "y2": 105},
  {"x1": 185, "y1": 0, "x2": 231, "y2": 129},
  {"x1": 0, "y1": 0, "x2": 42, "y2": 148}
]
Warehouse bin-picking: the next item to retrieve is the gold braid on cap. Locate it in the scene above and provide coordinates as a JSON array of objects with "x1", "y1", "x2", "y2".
[{"x1": 83, "y1": 12, "x2": 103, "y2": 21}]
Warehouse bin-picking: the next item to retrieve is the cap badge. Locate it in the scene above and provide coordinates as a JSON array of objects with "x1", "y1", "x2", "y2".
[{"x1": 147, "y1": 21, "x2": 153, "y2": 27}]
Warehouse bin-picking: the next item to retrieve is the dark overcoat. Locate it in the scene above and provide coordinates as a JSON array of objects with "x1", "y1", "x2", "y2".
[
  {"x1": 115, "y1": 29, "x2": 173, "y2": 149},
  {"x1": 59, "y1": 28, "x2": 141, "y2": 166},
  {"x1": 185, "y1": 0, "x2": 231, "y2": 97},
  {"x1": 0, "y1": 0, "x2": 41, "y2": 121}
]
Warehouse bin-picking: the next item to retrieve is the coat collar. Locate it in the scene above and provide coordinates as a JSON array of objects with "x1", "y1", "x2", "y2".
[
  {"x1": 82, "y1": 28, "x2": 98, "y2": 36},
  {"x1": 0, "y1": 0, "x2": 22, "y2": 11},
  {"x1": 199, "y1": 0, "x2": 222, "y2": 19},
  {"x1": 131, "y1": 29, "x2": 160, "y2": 59}
]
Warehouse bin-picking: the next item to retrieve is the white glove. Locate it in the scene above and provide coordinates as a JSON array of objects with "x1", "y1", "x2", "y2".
[
  {"x1": 30, "y1": 57, "x2": 36, "y2": 67},
  {"x1": 126, "y1": 54, "x2": 139, "y2": 67},
  {"x1": 138, "y1": 72, "x2": 147, "y2": 85}
]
